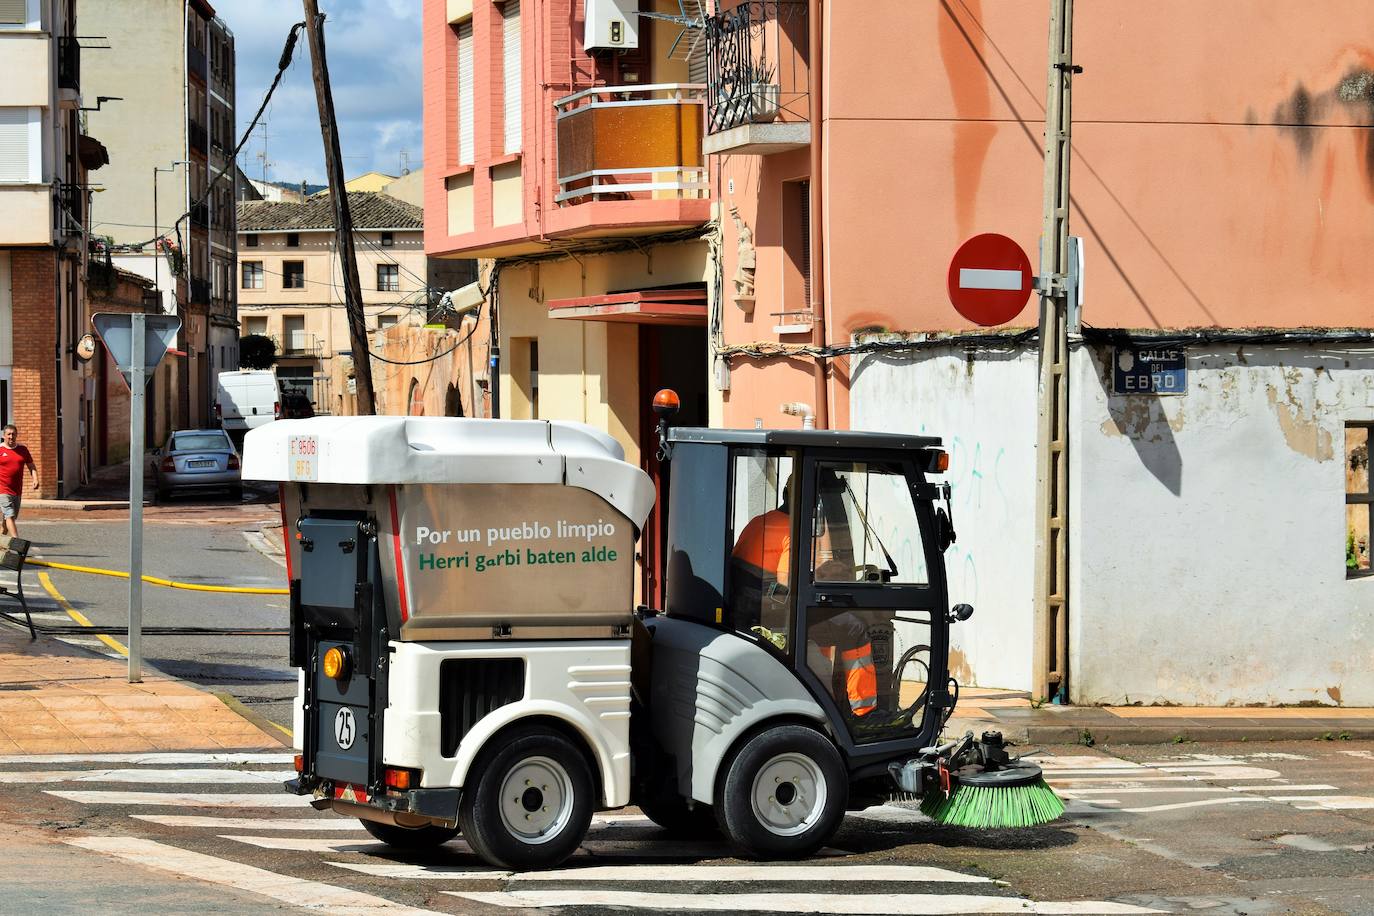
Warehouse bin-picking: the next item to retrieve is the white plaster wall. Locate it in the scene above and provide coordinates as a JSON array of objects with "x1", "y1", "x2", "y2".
[
  {"x1": 1070, "y1": 343, "x2": 1374, "y2": 706},
  {"x1": 850, "y1": 344, "x2": 1038, "y2": 692}
]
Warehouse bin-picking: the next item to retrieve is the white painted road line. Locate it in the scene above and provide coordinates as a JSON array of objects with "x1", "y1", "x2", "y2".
[
  {"x1": 46, "y1": 790, "x2": 312, "y2": 807},
  {"x1": 224, "y1": 835, "x2": 386, "y2": 853},
  {"x1": 446, "y1": 890, "x2": 1162, "y2": 914},
  {"x1": 1230, "y1": 784, "x2": 1336, "y2": 793},
  {"x1": 66, "y1": 836, "x2": 444, "y2": 915},
  {"x1": 224, "y1": 834, "x2": 822, "y2": 859},
  {"x1": 1284, "y1": 796, "x2": 1374, "y2": 810},
  {"x1": 132, "y1": 815, "x2": 368, "y2": 831},
  {"x1": 1119, "y1": 797, "x2": 1276, "y2": 814},
  {"x1": 0, "y1": 752, "x2": 295, "y2": 766},
  {"x1": 958, "y1": 268, "x2": 1024, "y2": 291},
  {"x1": 331, "y1": 863, "x2": 993, "y2": 884},
  {"x1": 0, "y1": 768, "x2": 294, "y2": 785}
]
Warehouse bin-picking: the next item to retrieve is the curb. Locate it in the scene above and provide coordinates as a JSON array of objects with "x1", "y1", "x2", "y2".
[
  {"x1": 212, "y1": 690, "x2": 293, "y2": 747},
  {"x1": 1024, "y1": 724, "x2": 1374, "y2": 745}
]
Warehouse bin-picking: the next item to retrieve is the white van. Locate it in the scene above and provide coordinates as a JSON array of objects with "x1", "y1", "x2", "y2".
[{"x1": 216, "y1": 370, "x2": 279, "y2": 440}]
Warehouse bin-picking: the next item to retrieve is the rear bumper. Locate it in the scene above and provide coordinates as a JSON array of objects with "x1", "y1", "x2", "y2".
[
  {"x1": 286, "y1": 775, "x2": 461, "y2": 825},
  {"x1": 161, "y1": 470, "x2": 240, "y2": 489}
]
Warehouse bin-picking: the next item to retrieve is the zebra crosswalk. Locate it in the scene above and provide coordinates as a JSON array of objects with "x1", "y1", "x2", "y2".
[{"x1": 0, "y1": 751, "x2": 1165, "y2": 914}]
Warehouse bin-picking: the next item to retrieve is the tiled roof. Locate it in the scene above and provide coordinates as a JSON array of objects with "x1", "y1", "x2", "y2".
[{"x1": 236, "y1": 192, "x2": 423, "y2": 232}]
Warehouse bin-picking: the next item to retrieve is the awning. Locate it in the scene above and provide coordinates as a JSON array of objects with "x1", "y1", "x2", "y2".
[{"x1": 547, "y1": 288, "x2": 706, "y2": 326}]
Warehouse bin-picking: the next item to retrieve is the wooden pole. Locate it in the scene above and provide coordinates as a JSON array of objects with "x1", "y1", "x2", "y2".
[{"x1": 302, "y1": 0, "x2": 375, "y2": 414}]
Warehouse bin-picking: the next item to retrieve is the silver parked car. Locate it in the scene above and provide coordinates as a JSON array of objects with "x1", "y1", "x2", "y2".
[{"x1": 154, "y1": 429, "x2": 242, "y2": 501}]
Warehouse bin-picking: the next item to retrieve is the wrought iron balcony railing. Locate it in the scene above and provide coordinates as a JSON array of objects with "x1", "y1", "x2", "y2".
[
  {"x1": 58, "y1": 37, "x2": 80, "y2": 93},
  {"x1": 553, "y1": 84, "x2": 708, "y2": 204},
  {"x1": 706, "y1": 0, "x2": 810, "y2": 134}
]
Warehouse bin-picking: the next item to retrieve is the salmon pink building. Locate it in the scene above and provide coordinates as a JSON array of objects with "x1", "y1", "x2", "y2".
[{"x1": 425, "y1": 1, "x2": 1374, "y2": 707}]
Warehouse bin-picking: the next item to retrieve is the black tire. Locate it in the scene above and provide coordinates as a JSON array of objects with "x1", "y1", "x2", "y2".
[
  {"x1": 715, "y1": 724, "x2": 847, "y2": 860},
  {"x1": 360, "y1": 818, "x2": 459, "y2": 850},
  {"x1": 229, "y1": 486, "x2": 244, "y2": 502},
  {"x1": 156, "y1": 486, "x2": 172, "y2": 503},
  {"x1": 458, "y1": 726, "x2": 595, "y2": 869},
  {"x1": 638, "y1": 790, "x2": 718, "y2": 837}
]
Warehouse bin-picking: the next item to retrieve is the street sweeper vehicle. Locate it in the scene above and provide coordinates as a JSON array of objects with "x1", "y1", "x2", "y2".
[{"x1": 242, "y1": 403, "x2": 1061, "y2": 870}]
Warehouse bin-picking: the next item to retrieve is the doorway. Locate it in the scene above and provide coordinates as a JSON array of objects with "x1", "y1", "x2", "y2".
[{"x1": 638, "y1": 324, "x2": 708, "y2": 610}]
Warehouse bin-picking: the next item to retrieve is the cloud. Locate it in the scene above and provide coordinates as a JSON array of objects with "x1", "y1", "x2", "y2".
[{"x1": 231, "y1": 0, "x2": 421, "y2": 186}]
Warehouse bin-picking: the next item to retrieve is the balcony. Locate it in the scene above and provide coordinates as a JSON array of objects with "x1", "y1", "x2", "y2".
[
  {"x1": 188, "y1": 43, "x2": 207, "y2": 83},
  {"x1": 550, "y1": 84, "x2": 710, "y2": 238},
  {"x1": 704, "y1": 1, "x2": 811, "y2": 156},
  {"x1": 53, "y1": 181, "x2": 84, "y2": 238},
  {"x1": 281, "y1": 331, "x2": 323, "y2": 358},
  {"x1": 57, "y1": 37, "x2": 81, "y2": 99},
  {"x1": 188, "y1": 120, "x2": 208, "y2": 155}
]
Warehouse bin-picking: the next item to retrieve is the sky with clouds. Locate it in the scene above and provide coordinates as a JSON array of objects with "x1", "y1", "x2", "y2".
[{"x1": 231, "y1": 0, "x2": 422, "y2": 188}]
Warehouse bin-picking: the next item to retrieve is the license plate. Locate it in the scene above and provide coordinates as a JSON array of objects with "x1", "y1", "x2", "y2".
[{"x1": 187, "y1": 460, "x2": 214, "y2": 468}]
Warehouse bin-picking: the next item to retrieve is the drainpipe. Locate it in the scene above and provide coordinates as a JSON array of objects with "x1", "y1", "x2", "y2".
[{"x1": 807, "y1": 0, "x2": 829, "y2": 429}]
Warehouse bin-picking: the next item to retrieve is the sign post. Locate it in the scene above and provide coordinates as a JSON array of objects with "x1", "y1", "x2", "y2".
[{"x1": 92, "y1": 312, "x2": 181, "y2": 683}]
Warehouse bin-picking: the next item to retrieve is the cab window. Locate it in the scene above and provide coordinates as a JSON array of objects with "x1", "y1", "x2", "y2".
[
  {"x1": 811, "y1": 461, "x2": 928, "y2": 585},
  {"x1": 728, "y1": 450, "x2": 795, "y2": 650}
]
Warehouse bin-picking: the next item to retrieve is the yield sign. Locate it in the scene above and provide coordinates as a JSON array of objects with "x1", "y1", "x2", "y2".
[
  {"x1": 947, "y1": 233, "x2": 1033, "y2": 326},
  {"x1": 91, "y1": 312, "x2": 181, "y2": 389}
]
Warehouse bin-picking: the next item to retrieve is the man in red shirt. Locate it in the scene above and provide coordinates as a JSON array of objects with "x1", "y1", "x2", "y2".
[{"x1": 0, "y1": 424, "x2": 38, "y2": 537}]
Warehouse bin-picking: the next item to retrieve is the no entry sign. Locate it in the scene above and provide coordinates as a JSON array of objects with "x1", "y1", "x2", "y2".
[{"x1": 947, "y1": 233, "x2": 1033, "y2": 326}]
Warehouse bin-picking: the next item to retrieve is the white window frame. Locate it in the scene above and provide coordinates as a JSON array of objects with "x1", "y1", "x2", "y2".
[
  {"x1": 0, "y1": 107, "x2": 43, "y2": 184},
  {"x1": 241, "y1": 260, "x2": 263, "y2": 290},
  {"x1": 502, "y1": 1, "x2": 522, "y2": 155},
  {"x1": 0, "y1": 0, "x2": 41, "y2": 30},
  {"x1": 377, "y1": 263, "x2": 400, "y2": 292},
  {"x1": 457, "y1": 20, "x2": 475, "y2": 165}
]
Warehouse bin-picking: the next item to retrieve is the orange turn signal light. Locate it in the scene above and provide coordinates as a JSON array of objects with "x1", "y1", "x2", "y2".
[
  {"x1": 322, "y1": 646, "x2": 350, "y2": 681},
  {"x1": 383, "y1": 767, "x2": 417, "y2": 791},
  {"x1": 293, "y1": 754, "x2": 304, "y2": 773},
  {"x1": 926, "y1": 450, "x2": 950, "y2": 473}
]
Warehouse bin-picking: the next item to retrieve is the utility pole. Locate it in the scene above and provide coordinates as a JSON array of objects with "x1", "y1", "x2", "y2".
[
  {"x1": 1033, "y1": 0, "x2": 1077, "y2": 703},
  {"x1": 302, "y1": 0, "x2": 375, "y2": 414}
]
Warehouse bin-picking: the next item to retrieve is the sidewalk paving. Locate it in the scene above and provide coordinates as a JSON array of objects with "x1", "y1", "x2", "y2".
[
  {"x1": 947, "y1": 686, "x2": 1374, "y2": 745},
  {"x1": 0, "y1": 626, "x2": 285, "y2": 755},
  {"x1": 23, "y1": 457, "x2": 148, "y2": 511}
]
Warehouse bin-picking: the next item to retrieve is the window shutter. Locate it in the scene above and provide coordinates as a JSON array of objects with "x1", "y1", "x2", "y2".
[
  {"x1": 0, "y1": 0, "x2": 27, "y2": 25},
  {"x1": 502, "y1": 1, "x2": 522, "y2": 155},
  {"x1": 457, "y1": 20, "x2": 474, "y2": 164},
  {"x1": 0, "y1": 108, "x2": 36, "y2": 183}
]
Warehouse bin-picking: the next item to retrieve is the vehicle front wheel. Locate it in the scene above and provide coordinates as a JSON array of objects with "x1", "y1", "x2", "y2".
[
  {"x1": 458, "y1": 725, "x2": 594, "y2": 869},
  {"x1": 715, "y1": 724, "x2": 847, "y2": 860},
  {"x1": 360, "y1": 818, "x2": 459, "y2": 850}
]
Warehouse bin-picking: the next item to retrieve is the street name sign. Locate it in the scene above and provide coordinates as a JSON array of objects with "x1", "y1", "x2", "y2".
[
  {"x1": 1113, "y1": 346, "x2": 1187, "y2": 395},
  {"x1": 947, "y1": 233, "x2": 1034, "y2": 326},
  {"x1": 91, "y1": 312, "x2": 181, "y2": 388}
]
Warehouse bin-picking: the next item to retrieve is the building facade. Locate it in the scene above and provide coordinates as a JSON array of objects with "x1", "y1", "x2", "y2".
[
  {"x1": 0, "y1": 0, "x2": 109, "y2": 497},
  {"x1": 710, "y1": 0, "x2": 1374, "y2": 705},
  {"x1": 423, "y1": 0, "x2": 716, "y2": 603},
  {"x1": 236, "y1": 192, "x2": 431, "y2": 417},
  {"x1": 83, "y1": 0, "x2": 238, "y2": 435}
]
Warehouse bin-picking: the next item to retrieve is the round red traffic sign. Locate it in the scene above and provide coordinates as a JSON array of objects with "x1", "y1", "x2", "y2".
[{"x1": 947, "y1": 233, "x2": 1033, "y2": 326}]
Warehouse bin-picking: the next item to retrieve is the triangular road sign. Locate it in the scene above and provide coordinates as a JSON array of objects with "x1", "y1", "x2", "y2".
[{"x1": 92, "y1": 312, "x2": 181, "y2": 389}]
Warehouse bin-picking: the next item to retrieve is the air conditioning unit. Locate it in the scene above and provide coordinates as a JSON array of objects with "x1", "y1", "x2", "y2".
[{"x1": 584, "y1": 0, "x2": 639, "y2": 52}]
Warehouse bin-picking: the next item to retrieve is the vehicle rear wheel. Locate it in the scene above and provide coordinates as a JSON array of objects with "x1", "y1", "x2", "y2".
[
  {"x1": 229, "y1": 485, "x2": 243, "y2": 501},
  {"x1": 638, "y1": 790, "x2": 718, "y2": 837},
  {"x1": 156, "y1": 486, "x2": 171, "y2": 503},
  {"x1": 360, "y1": 818, "x2": 458, "y2": 850},
  {"x1": 715, "y1": 724, "x2": 847, "y2": 860},
  {"x1": 458, "y1": 726, "x2": 594, "y2": 869}
]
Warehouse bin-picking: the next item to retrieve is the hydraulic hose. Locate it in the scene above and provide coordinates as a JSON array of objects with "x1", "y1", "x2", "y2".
[{"x1": 27, "y1": 559, "x2": 289, "y2": 595}]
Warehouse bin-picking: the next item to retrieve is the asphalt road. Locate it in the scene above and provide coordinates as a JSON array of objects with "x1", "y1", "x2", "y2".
[
  {"x1": 20, "y1": 493, "x2": 295, "y2": 730},
  {"x1": 0, "y1": 742, "x2": 1370, "y2": 914}
]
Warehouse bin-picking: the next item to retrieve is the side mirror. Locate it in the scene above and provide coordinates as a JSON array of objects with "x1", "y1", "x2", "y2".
[
  {"x1": 935, "y1": 507, "x2": 957, "y2": 552},
  {"x1": 950, "y1": 603, "x2": 974, "y2": 622}
]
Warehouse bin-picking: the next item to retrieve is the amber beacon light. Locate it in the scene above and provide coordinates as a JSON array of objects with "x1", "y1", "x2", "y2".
[{"x1": 322, "y1": 646, "x2": 351, "y2": 681}]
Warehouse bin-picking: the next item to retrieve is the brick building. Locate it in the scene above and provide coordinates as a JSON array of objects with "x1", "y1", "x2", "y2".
[{"x1": 1, "y1": 0, "x2": 109, "y2": 497}]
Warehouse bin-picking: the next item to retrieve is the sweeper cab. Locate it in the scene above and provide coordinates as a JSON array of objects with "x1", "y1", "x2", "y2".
[{"x1": 243, "y1": 407, "x2": 1059, "y2": 870}]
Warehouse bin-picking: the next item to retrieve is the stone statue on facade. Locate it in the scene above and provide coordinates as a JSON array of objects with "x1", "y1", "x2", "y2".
[{"x1": 729, "y1": 207, "x2": 757, "y2": 312}]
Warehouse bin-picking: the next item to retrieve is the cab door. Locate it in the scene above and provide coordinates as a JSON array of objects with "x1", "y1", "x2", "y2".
[{"x1": 792, "y1": 454, "x2": 949, "y2": 758}]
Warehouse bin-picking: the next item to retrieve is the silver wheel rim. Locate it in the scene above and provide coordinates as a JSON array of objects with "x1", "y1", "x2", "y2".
[
  {"x1": 498, "y1": 755, "x2": 574, "y2": 845},
  {"x1": 750, "y1": 751, "x2": 826, "y2": 837}
]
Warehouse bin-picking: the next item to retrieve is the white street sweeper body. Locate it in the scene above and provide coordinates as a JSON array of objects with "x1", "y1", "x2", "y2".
[{"x1": 244, "y1": 411, "x2": 1055, "y2": 870}]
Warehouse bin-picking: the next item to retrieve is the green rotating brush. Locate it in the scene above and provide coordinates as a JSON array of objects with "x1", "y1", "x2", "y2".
[{"x1": 917, "y1": 731, "x2": 1064, "y2": 829}]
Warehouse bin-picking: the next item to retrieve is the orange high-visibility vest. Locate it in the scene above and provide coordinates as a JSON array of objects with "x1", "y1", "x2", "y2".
[
  {"x1": 821, "y1": 643, "x2": 878, "y2": 716},
  {"x1": 732, "y1": 508, "x2": 791, "y2": 580}
]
